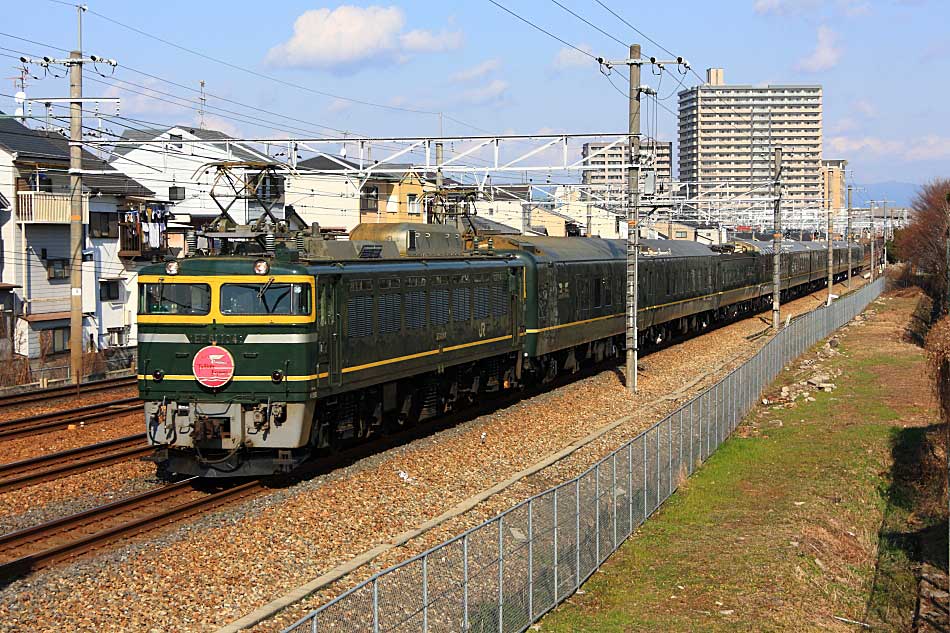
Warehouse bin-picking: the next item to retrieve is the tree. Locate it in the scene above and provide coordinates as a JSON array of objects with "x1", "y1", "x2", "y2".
[{"x1": 894, "y1": 179, "x2": 950, "y2": 308}]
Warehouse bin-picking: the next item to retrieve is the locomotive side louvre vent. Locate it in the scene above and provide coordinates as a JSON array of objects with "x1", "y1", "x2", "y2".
[
  {"x1": 347, "y1": 295, "x2": 374, "y2": 338},
  {"x1": 452, "y1": 287, "x2": 471, "y2": 322},
  {"x1": 430, "y1": 288, "x2": 449, "y2": 326},
  {"x1": 491, "y1": 284, "x2": 508, "y2": 317},
  {"x1": 377, "y1": 293, "x2": 401, "y2": 334},
  {"x1": 406, "y1": 290, "x2": 426, "y2": 329},
  {"x1": 474, "y1": 286, "x2": 490, "y2": 320}
]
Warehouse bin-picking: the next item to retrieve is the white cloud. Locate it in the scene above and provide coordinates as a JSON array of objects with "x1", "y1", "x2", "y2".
[
  {"x1": 400, "y1": 28, "x2": 463, "y2": 53},
  {"x1": 840, "y1": 0, "x2": 870, "y2": 16},
  {"x1": 104, "y1": 80, "x2": 187, "y2": 116},
  {"x1": 450, "y1": 59, "x2": 501, "y2": 83},
  {"x1": 753, "y1": 0, "x2": 818, "y2": 15},
  {"x1": 852, "y1": 99, "x2": 877, "y2": 118},
  {"x1": 795, "y1": 25, "x2": 841, "y2": 72},
  {"x1": 828, "y1": 117, "x2": 858, "y2": 134},
  {"x1": 903, "y1": 136, "x2": 950, "y2": 161},
  {"x1": 199, "y1": 114, "x2": 242, "y2": 138},
  {"x1": 265, "y1": 5, "x2": 462, "y2": 71},
  {"x1": 827, "y1": 134, "x2": 950, "y2": 161},
  {"x1": 326, "y1": 98, "x2": 352, "y2": 114},
  {"x1": 551, "y1": 44, "x2": 594, "y2": 71},
  {"x1": 462, "y1": 79, "x2": 509, "y2": 106}
]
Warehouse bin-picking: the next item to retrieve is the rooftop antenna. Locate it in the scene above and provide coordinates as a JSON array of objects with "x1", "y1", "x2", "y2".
[
  {"x1": 198, "y1": 80, "x2": 206, "y2": 129},
  {"x1": 7, "y1": 66, "x2": 28, "y2": 123}
]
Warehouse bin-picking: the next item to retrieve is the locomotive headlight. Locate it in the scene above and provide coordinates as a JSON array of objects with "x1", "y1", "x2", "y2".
[
  {"x1": 271, "y1": 369, "x2": 284, "y2": 383},
  {"x1": 164, "y1": 260, "x2": 180, "y2": 275},
  {"x1": 152, "y1": 369, "x2": 165, "y2": 382},
  {"x1": 253, "y1": 259, "x2": 269, "y2": 275}
]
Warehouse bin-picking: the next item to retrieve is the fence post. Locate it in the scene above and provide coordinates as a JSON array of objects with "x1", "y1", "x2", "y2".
[
  {"x1": 642, "y1": 435, "x2": 647, "y2": 521},
  {"x1": 372, "y1": 578, "x2": 379, "y2": 633},
  {"x1": 678, "y1": 407, "x2": 683, "y2": 486},
  {"x1": 595, "y1": 464, "x2": 601, "y2": 563},
  {"x1": 310, "y1": 611, "x2": 318, "y2": 633},
  {"x1": 463, "y1": 534, "x2": 469, "y2": 632},
  {"x1": 611, "y1": 452, "x2": 617, "y2": 551},
  {"x1": 527, "y1": 498, "x2": 534, "y2": 621},
  {"x1": 552, "y1": 489, "x2": 558, "y2": 603},
  {"x1": 498, "y1": 517, "x2": 504, "y2": 633},
  {"x1": 422, "y1": 553, "x2": 429, "y2": 633},
  {"x1": 689, "y1": 400, "x2": 694, "y2": 474},
  {"x1": 627, "y1": 441, "x2": 633, "y2": 533},
  {"x1": 655, "y1": 427, "x2": 660, "y2": 510},
  {"x1": 668, "y1": 416, "x2": 673, "y2": 497},
  {"x1": 575, "y1": 478, "x2": 581, "y2": 584}
]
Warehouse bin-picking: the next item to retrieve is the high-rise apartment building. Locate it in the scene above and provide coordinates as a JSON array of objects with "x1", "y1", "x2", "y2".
[
  {"x1": 581, "y1": 140, "x2": 672, "y2": 191},
  {"x1": 820, "y1": 159, "x2": 847, "y2": 211},
  {"x1": 678, "y1": 68, "x2": 822, "y2": 211}
]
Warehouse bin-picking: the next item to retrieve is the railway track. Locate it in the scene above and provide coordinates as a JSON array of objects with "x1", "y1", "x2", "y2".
[
  {"x1": 0, "y1": 376, "x2": 137, "y2": 410},
  {"x1": 0, "y1": 398, "x2": 141, "y2": 441},
  {"x1": 0, "y1": 434, "x2": 151, "y2": 493},
  {"x1": 0, "y1": 478, "x2": 262, "y2": 581}
]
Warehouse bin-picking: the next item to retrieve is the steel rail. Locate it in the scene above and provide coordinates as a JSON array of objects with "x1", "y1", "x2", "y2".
[
  {"x1": 0, "y1": 398, "x2": 141, "y2": 440},
  {"x1": 0, "y1": 478, "x2": 262, "y2": 581},
  {"x1": 0, "y1": 434, "x2": 151, "y2": 493},
  {"x1": 0, "y1": 376, "x2": 136, "y2": 409}
]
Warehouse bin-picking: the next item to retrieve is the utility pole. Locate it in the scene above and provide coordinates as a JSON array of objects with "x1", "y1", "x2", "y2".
[
  {"x1": 626, "y1": 43, "x2": 641, "y2": 395},
  {"x1": 198, "y1": 80, "x2": 206, "y2": 129},
  {"x1": 827, "y1": 196, "x2": 834, "y2": 305},
  {"x1": 68, "y1": 50, "x2": 83, "y2": 385},
  {"x1": 21, "y1": 5, "x2": 116, "y2": 385},
  {"x1": 869, "y1": 202, "x2": 875, "y2": 282},
  {"x1": 597, "y1": 46, "x2": 689, "y2": 394},
  {"x1": 846, "y1": 185, "x2": 853, "y2": 288},
  {"x1": 883, "y1": 198, "x2": 889, "y2": 270},
  {"x1": 772, "y1": 147, "x2": 783, "y2": 330}
]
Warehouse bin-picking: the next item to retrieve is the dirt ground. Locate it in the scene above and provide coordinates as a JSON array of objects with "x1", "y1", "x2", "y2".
[{"x1": 540, "y1": 288, "x2": 948, "y2": 632}]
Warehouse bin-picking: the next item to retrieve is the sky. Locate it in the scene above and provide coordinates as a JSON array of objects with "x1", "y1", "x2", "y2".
[{"x1": 2, "y1": 0, "x2": 946, "y2": 201}]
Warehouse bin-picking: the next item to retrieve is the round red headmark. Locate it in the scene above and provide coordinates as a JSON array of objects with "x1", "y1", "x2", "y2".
[{"x1": 192, "y1": 345, "x2": 235, "y2": 388}]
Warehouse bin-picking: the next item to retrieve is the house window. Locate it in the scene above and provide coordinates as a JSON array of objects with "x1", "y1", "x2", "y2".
[
  {"x1": 407, "y1": 194, "x2": 420, "y2": 216},
  {"x1": 47, "y1": 259, "x2": 69, "y2": 280},
  {"x1": 99, "y1": 280, "x2": 121, "y2": 302},
  {"x1": 168, "y1": 133, "x2": 183, "y2": 149},
  {"x1": 675, "y1": 230, "x2": 688, "y2": 238},
  {"x1": 360, "y1": 186, "x2": 379, "y2": 213},
  {"x1": 90, "y1": 212, "x2": 119, "y2": 238},
  {"x1": 107, "y1": 326, "x2": 128, "y2": 347},
  {"x1": 44, "y1": 327, "x2": 69, "y2": 354},
  {"x1": 27, "y1": 173, "x2": 53, "y2": 193}
]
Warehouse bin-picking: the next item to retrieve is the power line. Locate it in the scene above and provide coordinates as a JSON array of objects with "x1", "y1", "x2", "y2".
[
  {"x1": 547, "y1": 0, "x2": 627, "y2": 48},
  {"x1": 485, "y1": 0, "x2": 598, "y2": 60},
  {"x1": 80, "y1": 6, "x2": 462, "y2": 122}
]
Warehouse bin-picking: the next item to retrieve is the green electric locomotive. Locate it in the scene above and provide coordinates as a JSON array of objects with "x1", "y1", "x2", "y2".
[{"x1": 139, "y1": 221, "x2": 863, "y2": 477}]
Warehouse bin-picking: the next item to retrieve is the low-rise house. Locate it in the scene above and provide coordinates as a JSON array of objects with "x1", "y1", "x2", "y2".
[
  {"x1": 0, "y1": 115, "x2": 156, "y2": 366},
  {"x1": 109, "y1": 125, "x2": 279, "y2": 229},
  {"x1": 291, "y1": 155, "x2": 435, "y2": 232}
]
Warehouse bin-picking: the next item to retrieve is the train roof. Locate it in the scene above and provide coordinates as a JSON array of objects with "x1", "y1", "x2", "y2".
[
  {"x1": 733, "y1": 239, "x2": 851, "y2": 254},
  {"x1": 495, "y1": 235, "x2": 718, "y2": 261}
]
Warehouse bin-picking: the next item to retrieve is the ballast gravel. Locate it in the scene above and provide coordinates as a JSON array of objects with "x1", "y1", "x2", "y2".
[{"x1": 0, "y1": 278, "x2": 868, "y2": 633}]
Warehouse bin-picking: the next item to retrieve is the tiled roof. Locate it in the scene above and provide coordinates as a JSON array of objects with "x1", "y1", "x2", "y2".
[{"x1": 0, "y1": 113, "x2": 153, "y2": 197}]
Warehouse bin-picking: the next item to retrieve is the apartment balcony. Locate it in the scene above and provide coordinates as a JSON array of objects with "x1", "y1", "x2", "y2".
[
  {"x1": 118, "y1": 220, "x2": 167, "y2": 258},
  {"x1": 16, "y1": 191, "x2": 89, "y2": 224}
]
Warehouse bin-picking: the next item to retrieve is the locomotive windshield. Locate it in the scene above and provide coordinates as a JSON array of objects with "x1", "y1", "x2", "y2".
[
  {"x1": 139, "y1": 283, "x2": 210, "y2": 315},
  {"x1": 220, "y1": 282, "x2": 311, "y2": 315}
]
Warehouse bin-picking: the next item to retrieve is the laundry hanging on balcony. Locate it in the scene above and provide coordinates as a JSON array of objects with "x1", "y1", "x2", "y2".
[{"x1": 123, "y1": 206, "x2": 170, "y2": 250}]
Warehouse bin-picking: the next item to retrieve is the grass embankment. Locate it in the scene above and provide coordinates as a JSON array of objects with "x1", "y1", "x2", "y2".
[{"x1": 541, "y1": 291, "x2": 943, "y2": 632}]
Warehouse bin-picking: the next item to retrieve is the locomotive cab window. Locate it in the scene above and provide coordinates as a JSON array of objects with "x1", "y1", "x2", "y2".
[
  {"x1": 139, "y1": 283, "x2": 211, "y2": 315},
  {"x1": 220, "y1": 282, "x2": 311, "y2": 315}
]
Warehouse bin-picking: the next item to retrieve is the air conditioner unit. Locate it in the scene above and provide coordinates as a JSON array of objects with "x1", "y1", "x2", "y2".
[{"x1": 169, "y1": 186, "x2": 186, "y2": 201}]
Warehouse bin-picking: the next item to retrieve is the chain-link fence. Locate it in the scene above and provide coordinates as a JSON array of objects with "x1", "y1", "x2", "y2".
[{"x1": 284, "y1": 278, "x2": 885, "y2": 633}]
